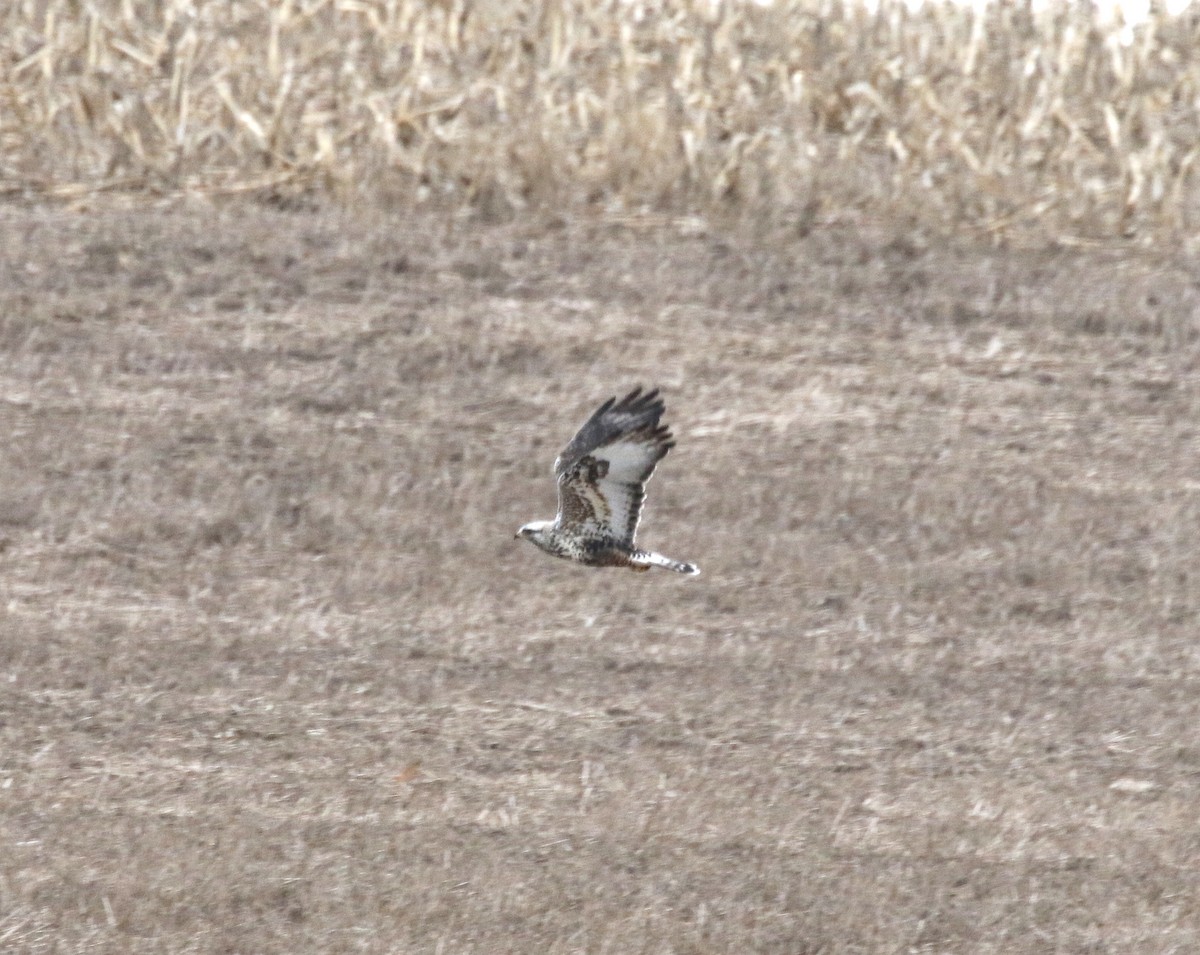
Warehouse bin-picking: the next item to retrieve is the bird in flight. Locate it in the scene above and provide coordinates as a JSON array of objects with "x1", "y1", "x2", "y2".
[{"x1": 516, "y1": 387, "x2": 700, "y2": 575}]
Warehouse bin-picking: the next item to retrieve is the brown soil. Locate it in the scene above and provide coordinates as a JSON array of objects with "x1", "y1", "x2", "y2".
[{"x1": 1, "y1": 201, "x2": 1198, "y2": 953}]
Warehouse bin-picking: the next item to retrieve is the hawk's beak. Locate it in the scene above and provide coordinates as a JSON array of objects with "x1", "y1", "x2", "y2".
[{"x1": 514, "y1": 531, "x2": 522, "y2": 539}]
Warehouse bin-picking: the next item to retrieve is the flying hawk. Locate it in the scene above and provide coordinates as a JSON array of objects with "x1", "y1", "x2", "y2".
[{"x1": 516, "y1": 387, "x2": 700, "y2": 575}]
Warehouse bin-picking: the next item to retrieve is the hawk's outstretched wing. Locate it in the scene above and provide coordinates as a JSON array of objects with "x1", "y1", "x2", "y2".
[{"x1": 553, "y1": 387, "x2": 674, "y2": 545}]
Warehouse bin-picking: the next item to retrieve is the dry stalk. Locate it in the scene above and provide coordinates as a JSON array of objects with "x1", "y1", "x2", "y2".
[{"x1": 0, "y1": 0, "x2": 1197, "y2": 243}]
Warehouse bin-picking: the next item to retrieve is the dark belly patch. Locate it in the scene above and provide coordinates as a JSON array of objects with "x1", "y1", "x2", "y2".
[{"x1": 579, "y1": 537, "x2": 633, "y2": 567}]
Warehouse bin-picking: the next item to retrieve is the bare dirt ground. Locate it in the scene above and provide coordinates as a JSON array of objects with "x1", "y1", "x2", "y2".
[{"x1": 1, "y1": 200, "x2": 1198, "y2": 954}]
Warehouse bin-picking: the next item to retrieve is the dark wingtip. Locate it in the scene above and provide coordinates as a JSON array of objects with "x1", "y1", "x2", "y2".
[
  {"x1": 614, "y1": 385, "x2": 666, "y2": 419},
  {"x1": 654, "y1": 423, "x2": 675, "y2": 453}
]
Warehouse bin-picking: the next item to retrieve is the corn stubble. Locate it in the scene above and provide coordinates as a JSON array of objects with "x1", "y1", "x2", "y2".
[{"x1": 2, "y1": 0, "x2": 1198, "y2": 243}]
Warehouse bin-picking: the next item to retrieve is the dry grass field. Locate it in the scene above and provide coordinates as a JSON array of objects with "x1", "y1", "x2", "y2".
[
  {"x1": 3, "y1": 1, "x2": 1200, "y2": 951},
  {"x1": 1, "y1": 199, "x2": 1199, "y2": 953}
]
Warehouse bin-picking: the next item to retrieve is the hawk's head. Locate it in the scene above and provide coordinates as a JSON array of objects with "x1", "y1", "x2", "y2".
[{"x1": 515, "y1": 520, "x2": 554, "y2": 543}]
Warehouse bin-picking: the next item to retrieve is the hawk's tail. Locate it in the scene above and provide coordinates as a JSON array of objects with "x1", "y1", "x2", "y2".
[{"x1": 634, "y1": 550, "x2": 701, "y2": 576}]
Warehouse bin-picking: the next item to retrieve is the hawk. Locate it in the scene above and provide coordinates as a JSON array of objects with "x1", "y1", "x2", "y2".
[{"x1": 516, "y1": 387, "x2": 700, "y2": 575}]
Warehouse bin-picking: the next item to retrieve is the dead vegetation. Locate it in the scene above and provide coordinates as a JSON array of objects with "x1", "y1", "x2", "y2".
[
  {"x1": 0, "y1": 201, "x2": 1198, "y2": 952},
  {"x1": 3, "y1": 0, "x2": 1200, "y2": 244},
  {"x1": 2, "y1": 2, "x2": 1200, "y2": 950}
]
